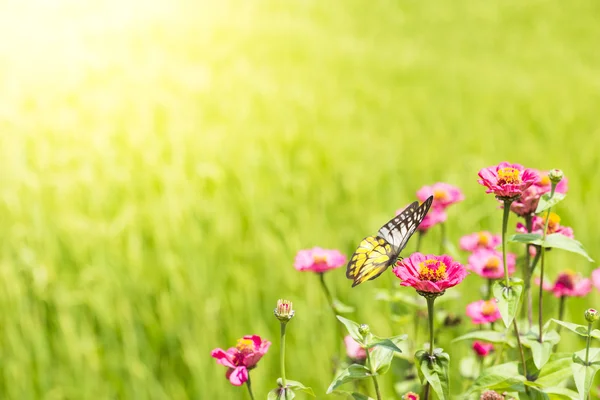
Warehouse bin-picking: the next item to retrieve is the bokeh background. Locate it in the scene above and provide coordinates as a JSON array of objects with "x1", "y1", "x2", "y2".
[{"x1": 1, "y1": 0, "x2": 599, "y2": 398}]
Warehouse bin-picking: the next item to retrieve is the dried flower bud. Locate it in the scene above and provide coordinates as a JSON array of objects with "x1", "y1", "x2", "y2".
[
  {"x1": 480, "y1": 390, "x2": 503, "y2": 400},
  {"x1": 358, "y1": 324, "x2": 370, "y2": 336},
  {"x1": 585, "y1": 308, "x2": 599, "y2": 323},
  {"x1": 274, "y1": 299, "x2": 294, "y2": 322},
  {"x1": 548, "y1": 169, "x2": 564, "y2": 184}
]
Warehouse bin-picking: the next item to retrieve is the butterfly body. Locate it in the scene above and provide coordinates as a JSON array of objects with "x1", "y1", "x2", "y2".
[{"x1": 346, "y1": 196, "x2": 434, "y2": 287}]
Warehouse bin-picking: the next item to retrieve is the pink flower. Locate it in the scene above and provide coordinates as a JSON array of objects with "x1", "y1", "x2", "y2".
[
  {"x1": 393, "y1": 253, "x2": 468, "y2": 294},
  {"x1": 477, "y1": 162, "x2": 537, "y2": 200},
  {"x1": 537, "y1": 170, "x2": 568, "y2": 194},
  {"x1": 536, "y1": 270, "x2": 592, "y2": 298},
  {"x1": 473, "y1": 341, "x2": 494, "y2": 357},
  {"x1": 516, "y1": 213, "x2": 574, "y2": 238},
  {"x1": 417, "y1": 183, "x2": 464, "y2": 209},
  {"x1": 294, "y1": 247, "x2": 347, "y2": 273},
  {"x1": 510, "y1": 170, "x2": 568, "y2": 217},
  {"x1": 467, "y1": 249, "x2": 516, "y2": 280},
  {"x1": 344, "y1": 335, "x2": 367, "y2": 360},
  {"x1": 466, "y1": 299, "x2": 502, "y2": 324},
  {"x1": 592, "y1": 268, "x2": 600, "y2": 291},
  {"x1": 402, "y1": 393, "x2": 420, "y2": 400},
  {"x1": 211, "y1": 335, "x2": 271, "y2": 386},
  {"x1": 459, "y1": 231, "x2": 501, "y2": 252}
]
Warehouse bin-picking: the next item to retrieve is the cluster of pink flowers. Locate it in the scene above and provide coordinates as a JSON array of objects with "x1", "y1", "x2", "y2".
[
  {"x1": 516, "y1": 212, "x2": 574, "y2": 238},
  {"x1": 396, "y1": 183, "x2": 464, "y2": 233},
  {"x1": 510, "y1": 169, "x2": 568, "y2": 217},
  {"x1": 211, "y1": 335, "x2": 271, "y2": 386}
]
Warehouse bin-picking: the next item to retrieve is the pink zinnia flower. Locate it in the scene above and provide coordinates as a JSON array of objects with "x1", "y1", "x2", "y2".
[
  {"x1": 537, "y1": 170, "x2": 568, "y2": 194},
  {"x1": 467, "y1": 249, "x2": 516, "y2": 280},
  {"x1": 477, "y1": 162, "x2": 537, "y2": 200},
  {"x1": 473, "y1": 341, "x2": 494, "y2": 357},
  {"x1": 516, "y1": 213, "x2": 574, "y2": 238},
  {"x1": 402, "y1": 393, "x2": 420, "y2": 400},
  {"x1": 459, "y1": 231, "x2": 501, "y2": 252},
  {"x1": 393, "y1": 253, "x2": 468, "y2": 294},
  {"x1": 416, "y1": 183, "x2": 464, "y2": 210},
  {"x1": 294, "y1": 247, "x2": 347, "y2": 273},
  {"x1": 344, "y1": 335, "x2": 367, "y2": 360},
  {"x1": 592, "y1": 268, "x2": 600, "y2": 291},
  {"x1": 510, "y1": 169, "x2": 568, "y2": 217},
  {"x1": 536, "y1": 270, "x2": 592, "y2": 298},
  {"x1": 211, "y1": 335, "x2": 271, "y2": 386},
  {"x1": 466, "y1": 299, "x2": 501, "y2": 324}
]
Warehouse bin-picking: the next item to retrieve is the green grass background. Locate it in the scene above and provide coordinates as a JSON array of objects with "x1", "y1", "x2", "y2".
[{"x1": 1, "y1": 0, "x2": 600, "y2": 398}]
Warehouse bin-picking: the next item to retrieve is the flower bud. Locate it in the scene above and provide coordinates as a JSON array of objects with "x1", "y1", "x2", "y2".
[
  {"x1": 358, "y1": 324, "x2": 370, "y2": 336},
  {"x1": 585, "y1": 308, "x2": 599, "y2": 323},
  {"x1": 402, "y1": 392, "x2": 419, "y2": 400},
  {"x1": 274, "y1": 299, "x2": 294, "y2": 322},
  {"x1": 548, "y1": 169, "x2": 563, "y2": 184},
  {"x1": 480, "y1": 390, "x2": 503, "y2": 400}
]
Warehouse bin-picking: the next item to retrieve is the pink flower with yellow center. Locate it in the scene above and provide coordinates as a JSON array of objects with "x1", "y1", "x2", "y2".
[
  {"x1": 294, "y1": 247, "x2": 347, "y2": 273},
  {"x1": 516, "y1": 213, "x2": 574, "y2": 238},
  {"x1": 477, "y1": 162, "x2": 537, "y2": 200},
  {"x1": 417, "y1": 183, "x2": 464, "y2": 210},
  {"x1": 459, "y1": 231, "x2": 501, "y2": 252},
  {"x1": 466, "y1": 299, "x2": 502, "y2": 324},
  {"x1": 472, "y1": 341, "x2": 494, "y2": 357},
  {"x1": 211, "y1": 335, "x2": 271, "y2": 386},
  {"x1": 467, "y1": 249, "x2": 516, "y2": 280},
  {"x1": 402, "y1": 393, "x2": 420, "y2": 400},
  {"x1": 536, "y1": 269, "x2": 592, "y2": 298},
  {"x1": 343, "y1": 335, "x2": 367, "y2": 360},
  {"x1": 393, "y1": 253, "x2": 467, "y2": 294}
]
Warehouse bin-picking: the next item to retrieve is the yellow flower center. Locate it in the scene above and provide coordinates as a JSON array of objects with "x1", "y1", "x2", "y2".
[
  {"x1": 497, "y1": 167, "x2": 521, "y2": 185},
  {"x1": 483, "y1": 256, "x2": 500, "y2": 272},
  {"x1": 418, "y1": 259, "x2": 448, "y2": 282},
  {"x1": 477, "y1": 232, "x2": 489, "y2": 246},
  {"x1": 542, "y1": 212, "x2": 561, "y2": 232},
  {"x1": 481, "y1": 300, "x2": 497, "y2": 316},
  {"x1": 433, "y1": 189, "x2": 448, "y2": 201},
  {"x1": 313, "y1": 254, "x2": 328, "y2": 263},
  {"x1": 540, "y1": 174, "x2": 550, "y2": 186},
  {"x1": 236, "y1": 339, "x2": 255, "y2": 353}
]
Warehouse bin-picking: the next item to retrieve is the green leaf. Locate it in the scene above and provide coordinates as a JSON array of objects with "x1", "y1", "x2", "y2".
[
  {"x1": 268, "y1": 389, "x2": 279, "y2": 400},
  {"x1": 336, "y1": 316, "x2": 364, "y2": 344},
  {"x1": 268, "y1": 387, "x2": 295, "y2": 400},
  {"x1": 542, "y1": 386, "x2": 579, "y2": 400},
  {"x1": 366, "y1": 336, "x2": 405, "y2": 353},
  {"x1": 415, "y1": 349, "x2": 450, "y2": 400},
  {"x1": 521, "y1": 331, "x2": 561, "y2": 370},
  {"x1": 329, "y1": 391, "x2": 375, "y2": 400},
  {"x1": 452, "y1": 330, "x2": 516, "y2": 347},
  {"x1": 279, "y1": 379, "x2": 315, "y2": 397},
  {"x1": 542, "y1": 234, "x2": 594, "y2": 262},
  {"x1": 536, "y1": 192, "x2": 567, "y2": 213},
  {"x1": 332, "y1": 299, "x2": 355, "y2": 314},
  {"x1": 509, "y1": 233, "x2": 544, "y2": 246},
  {"x1": 492, "y1": 278, "x2": 524, "y2": 328},
  {"x1": 469, "y1": 362, "x2": 525, "y2": 393},
  {"x1": 571, "y1": 348, "x2": 600, "y2": 400},
  {"x1": 550, "y1": 319, "x2": 600, "y2": 338},
  {"x1": 534, "y1": 354, "x2": 573, "y2": 387},
  {"x1": 459, "y1": 356, "x2": 478, "y2": 379},
  {"x1": 326, "y1": 364, "x2": 371, "y2": 394},
  {"x1": 369, "y1": 345, "x2": 394, "y2": 375}
]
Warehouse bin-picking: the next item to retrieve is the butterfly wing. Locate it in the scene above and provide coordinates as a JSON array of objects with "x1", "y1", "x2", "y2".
[
  {"x1": 346, "y1": 236, "x2": 396, "y2": 287},
  {"x1": 378, "y1": 196, "x2": 434, "y2": 253}
]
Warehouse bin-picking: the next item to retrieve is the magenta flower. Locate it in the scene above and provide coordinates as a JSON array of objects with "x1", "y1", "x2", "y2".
[
  {"x1": 211, "y1": 335, "x2": 271, "y2": 386},
  {"x1": 402, "y1": 393, "x2": 420, "y2": 400},
  {"x1": 467, "y1": 249, "x2": 516, "y2": 280},
  {"x1": 536, "y1": 270, "x2": 592, "y2": 298},
  {"x1": 416, "y1": 183, "x2": 464, "y2": 210},
  {"x1": 466, "y1": 299, "x2": 502, "y2": 324},
  {"x1": 592, "y1": 268, "x2": 600, "y2": 291},
  {"x1": 393, "y1": 253, "x2": 468, "y2": 294},
  {"x1": 344, "y1": 335, "x2": 367, "y2": 360},
  {"x1": 473, "y1": 341, "x2": 494, "y2": 357},
  {"x1": 516, "y1": 213, "x2": 574, "y2": 238},
  {"x1": 477, "y1": 162, "x2": 537, "y2": 200},
  {"x1": 294, "y1": 247, "x2": 347, "y2": 273},
  {"x1": 459, "y1": 231, "x2": 501, "y2": 252}
]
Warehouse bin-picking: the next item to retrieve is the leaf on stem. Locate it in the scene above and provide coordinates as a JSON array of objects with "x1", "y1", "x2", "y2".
[
  {"x1": 369, "y1": 346, "x2": 394, "y2": 375},
  {"x1": 336, "y1": 316, "x2": 364, "y2": 344},
  {"x1": 535, "y1": 192, "x2": 566, "y2": 214},
  {"x1": 414, "y1": 349, "x2": 450, "y2": 400},
  {"x1": 542, "y1": 234, "x2": 594, "y2": 262},
  {"x1": 365, "y1": 336, "x2": 406, "y2": 353},
  {"x1": 509, "y1": 233, "x2": 544, "y2": 245},
  {"x1": 326, "y1": 364, "x2": 371, "y2": 394},
  {"x1": 452, "y1": 330, "x2": 516, "y2": 347},
  {"x1": 533, "y1": 353, "x2": 573, "y2": 387},
  {"x1": 550, "y1": 319, "x2": 600, "y2": 338},
  {"x1": 492, "y1": 278, "x2": 524, "y2": 327},
  {"x1": 468, "y1": 361, "x2": 525, "y2": 394},
  {"x1": 571, "y1": 348, "x2": 600, "y2": 400},
  {"x1": 520, "y1": 330, "x2": 561, "y2": 370},
  {"x1": 275, "y1": 379, "x2": 315, "y2": 397}
]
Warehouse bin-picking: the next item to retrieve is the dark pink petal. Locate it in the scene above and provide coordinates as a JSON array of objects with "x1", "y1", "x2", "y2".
[
  {"x1": 211, "y1": 348, "x2": 236, "y2": 368},
  {"x1": 227, "y1": 366, "x2": 248, "y2": 386}
]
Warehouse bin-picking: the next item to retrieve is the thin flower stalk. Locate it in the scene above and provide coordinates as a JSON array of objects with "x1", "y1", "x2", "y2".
[
  {"x1": 246, "y1": 374, "x2": 255, "y2": 400},
  {"x1": 538, "y1": 185, "x2": 556, "y2": 343},
  {"x1": 366, "y1": 350, "x2": 382, "y2": 400}
]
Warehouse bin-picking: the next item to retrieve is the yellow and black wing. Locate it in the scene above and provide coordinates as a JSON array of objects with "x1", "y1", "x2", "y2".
[{"x1": 346, "y1": 236, "x2": 396, "y2": 287}]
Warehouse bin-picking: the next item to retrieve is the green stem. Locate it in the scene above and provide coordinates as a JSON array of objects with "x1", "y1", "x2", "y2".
[
  {"x1": 246, "y1": 373, "x2": 255, "y2": 400},
  {"x1": 366, "y1": 350, "x2": 382, "y2": 400},
  {"x1": 280, "y1": 322, "x2": 287, "y2": 387},
  {"x1": 318, "y1": 273, "x2": 343, "y2": 366},
  {"x1": 524, "y1": 214, "x2": 533, "y2": 330},
  {"x1": 585, "y1": 322, "x2": 592, "y2": 365},
  {"x1": 501, "y1": 200, "x2": 512, "y2": 288},
  {"x1": 557, "y1": 296, "x2": 566, "y2": 329},
  {"x1": 539, "y1": 182, "x2": 557, "y2": 342},
  {"x1": 439, "y1": 223, "x2": 446, "y2": 254},
  {"x1": 513, "y1": 319, "x2": 528, "y2": 380},
  {"x1": 423, "y1": 296, "x2": 436, "y2": 400}
]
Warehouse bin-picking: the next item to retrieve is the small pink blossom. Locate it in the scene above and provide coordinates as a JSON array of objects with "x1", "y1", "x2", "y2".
[
  {"x1": 510, "y1": 169, "x2": 568, "y2": 217},
  {"x1": 467, "y1": 249, "x2": 516, "y2": 280},
  {"x1": 466, "y1": 299, "x2": 502, "y2": 324},
  {"x1": 477, "y1": 162, "x2": 537, "y2": 200},
  {"x1": 294, "y1": 247, "x2": 347, "y2": 273},
  {"x1": 516, "y1": 213, "x2": 574, "y2": 238},
  {"x1": 211, "y1": 335, "x2": 271, "y2": 386},
  {"x1": 344, "y1": 335, "x2": 367, "y2": 360},
  {"x1": 393, "y1": 253, "x2": 468, "y2": 294},
  {"x1": 473, "y1": 341, "x2": 494, "y2": 357},
  {"x1": 459, "y1": 231, "x2": 501, "y2": 252},
  {"x1": 592, "y1": 268, "x2": 600, "y2": 291},
  {"x1": 536, "y1": 270, "x2": 592, "y2": 298},
  {"x1": 402, "y1": 393, "x2": 420, "y2": 400},
  {"x1": 416, "y1": 183, "x2": 464, "y2": 209}
]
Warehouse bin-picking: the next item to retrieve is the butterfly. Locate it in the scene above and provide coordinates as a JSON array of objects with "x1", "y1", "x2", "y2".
[{"x1": 346, "y1": 196, "x2": 434, "y2": 287}]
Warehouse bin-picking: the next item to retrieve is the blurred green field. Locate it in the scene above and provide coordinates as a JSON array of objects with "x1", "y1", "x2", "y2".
[{"x1": 1, "y1": 0, "x2": 600, "y2": 398}]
